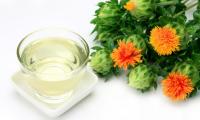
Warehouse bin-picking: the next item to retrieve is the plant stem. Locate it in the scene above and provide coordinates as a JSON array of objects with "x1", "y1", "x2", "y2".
[
  {"x1": 173, "y1": 2, "x2": 198, "y2": 18},
  {"x1": 155, "y1": 1, "x2": 178, "y2": 6}
]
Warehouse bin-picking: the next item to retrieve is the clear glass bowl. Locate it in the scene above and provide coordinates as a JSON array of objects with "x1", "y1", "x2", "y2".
[{"x1": 17, "y1": 28, "x2": 89, "y2": 103}]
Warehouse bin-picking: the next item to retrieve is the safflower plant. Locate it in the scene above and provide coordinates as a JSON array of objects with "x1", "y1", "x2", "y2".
[{"x1": 90, "y1": 0, "x2": 200, "y2": 102}]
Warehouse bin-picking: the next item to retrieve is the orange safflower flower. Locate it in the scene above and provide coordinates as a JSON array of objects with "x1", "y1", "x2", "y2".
[
  {"x1": 150, "y1": 26, "x2": 180, "y2": 56},
  {"x1": 111, "y1": 41, "x2": 142, "y2": 70},
  {"x1": 124, "y1": 1, "x2": 136, "y2": 11},
  {"x1": 162, "y1": 72, "x2": 194, "y2": 101}
]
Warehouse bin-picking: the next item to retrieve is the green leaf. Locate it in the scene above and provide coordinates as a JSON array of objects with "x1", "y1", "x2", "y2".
[
  {"x1": 195, "y1": 80, "x2": 200, "y2": 90},
  {"x1": 112, "y1": 67, "x2": 122, "y2": 76},
  {"x1": 153, "y1": 81, "x2": 157, "y2": 90},
  {"x1": 97, "y1": 2, "x2": 105, "y2": 7},
  {"x1": 191, "y1": 52, "x2": 200, "y2": 70},
  {"x1": 189, "y1": 88, "x2": 197, "y2": 98},
  {"x1": 91, "y1": 46, "x2": 102, "y2": 50},
  {"x1": 193, "y1": 9, "x2": 200, "y2": 21},
  {"x1": 186, "y1": 20, "x2": 200, "y2": 35},
  {"x1": 111, "y1": 0, "x2": 118, "y2": 4}
]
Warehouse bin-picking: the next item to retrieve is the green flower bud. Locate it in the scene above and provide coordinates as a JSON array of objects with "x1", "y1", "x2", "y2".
[
  {"x1": 128, "y1": 64, "x2": 157, "y2": 90},
  {"x1": 98, "y1": 1, "x2": 120, "y2": 26},
  {"x1": 127, "y1": 34, "x2": 147, "y2": 53},
  {"x1": 124, "y1": 0, "x2": 153, "y2": 19},
  {"x1": 172, "y1": 62, "x2": 200, "y2": 85},
  {"x1": 90, "y1": 49, "x2": 113, "y2": 75}
]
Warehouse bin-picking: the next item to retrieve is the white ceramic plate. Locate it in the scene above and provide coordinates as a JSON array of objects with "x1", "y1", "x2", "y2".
[{"x1": 11, "y1": 67, "x2": 98, "y2": 118}]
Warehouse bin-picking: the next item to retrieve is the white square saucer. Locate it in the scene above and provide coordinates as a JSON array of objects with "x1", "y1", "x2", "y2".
[{"x1": 11, "y1": 68, "x2": 98, "y2": 118}]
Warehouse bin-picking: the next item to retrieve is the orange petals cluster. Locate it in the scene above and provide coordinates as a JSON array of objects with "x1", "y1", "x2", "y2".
[
  {"x1": 150, "y1": 26, "x2": 180, "y2": 56},
  {"x1": 124, "y1": 1, "x2": 136, "y2": 11},
  {"x1": 111, "y1": 41, "x2": 142, "y2": 70},
  {"x1": 162, "y1": 72, "x2": 194, "y2": 101}
]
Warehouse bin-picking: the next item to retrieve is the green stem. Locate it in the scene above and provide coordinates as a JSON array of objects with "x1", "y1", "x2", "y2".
[
  {"x1": 173, "y1": 2, "x2": 198, "y2": 18},
  {"x1": 155, "y1": 1, "x2": 178, "y2": 6}
]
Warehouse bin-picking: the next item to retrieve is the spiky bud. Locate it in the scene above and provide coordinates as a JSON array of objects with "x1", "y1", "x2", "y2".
[
  {"x1": 128, "y1": 64, "x2": 157, "y2": 90},
  {"x1": 90, "y1": 49, "x2": 113, "y2": 75},
  {"x1": 124, "y1": 0, "x2": 153, "y2": 19},
  {"x1": 127, "y1": 34, "x2": 147, "y2": 53}
]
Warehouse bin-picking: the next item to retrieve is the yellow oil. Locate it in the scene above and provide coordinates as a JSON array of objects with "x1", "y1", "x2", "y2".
[{"x1": 21, "y1": 38, "x2": 87, "y2": 98}]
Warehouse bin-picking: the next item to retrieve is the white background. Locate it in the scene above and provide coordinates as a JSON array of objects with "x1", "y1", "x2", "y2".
[{"x1": 0, "y1": 0, "x2": 199, "y2": 120}]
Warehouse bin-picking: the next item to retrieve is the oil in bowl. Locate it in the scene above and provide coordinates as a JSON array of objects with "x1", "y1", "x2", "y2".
[{"x1": 17, "y1": 29, "x2": 89, "y2": 103}]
